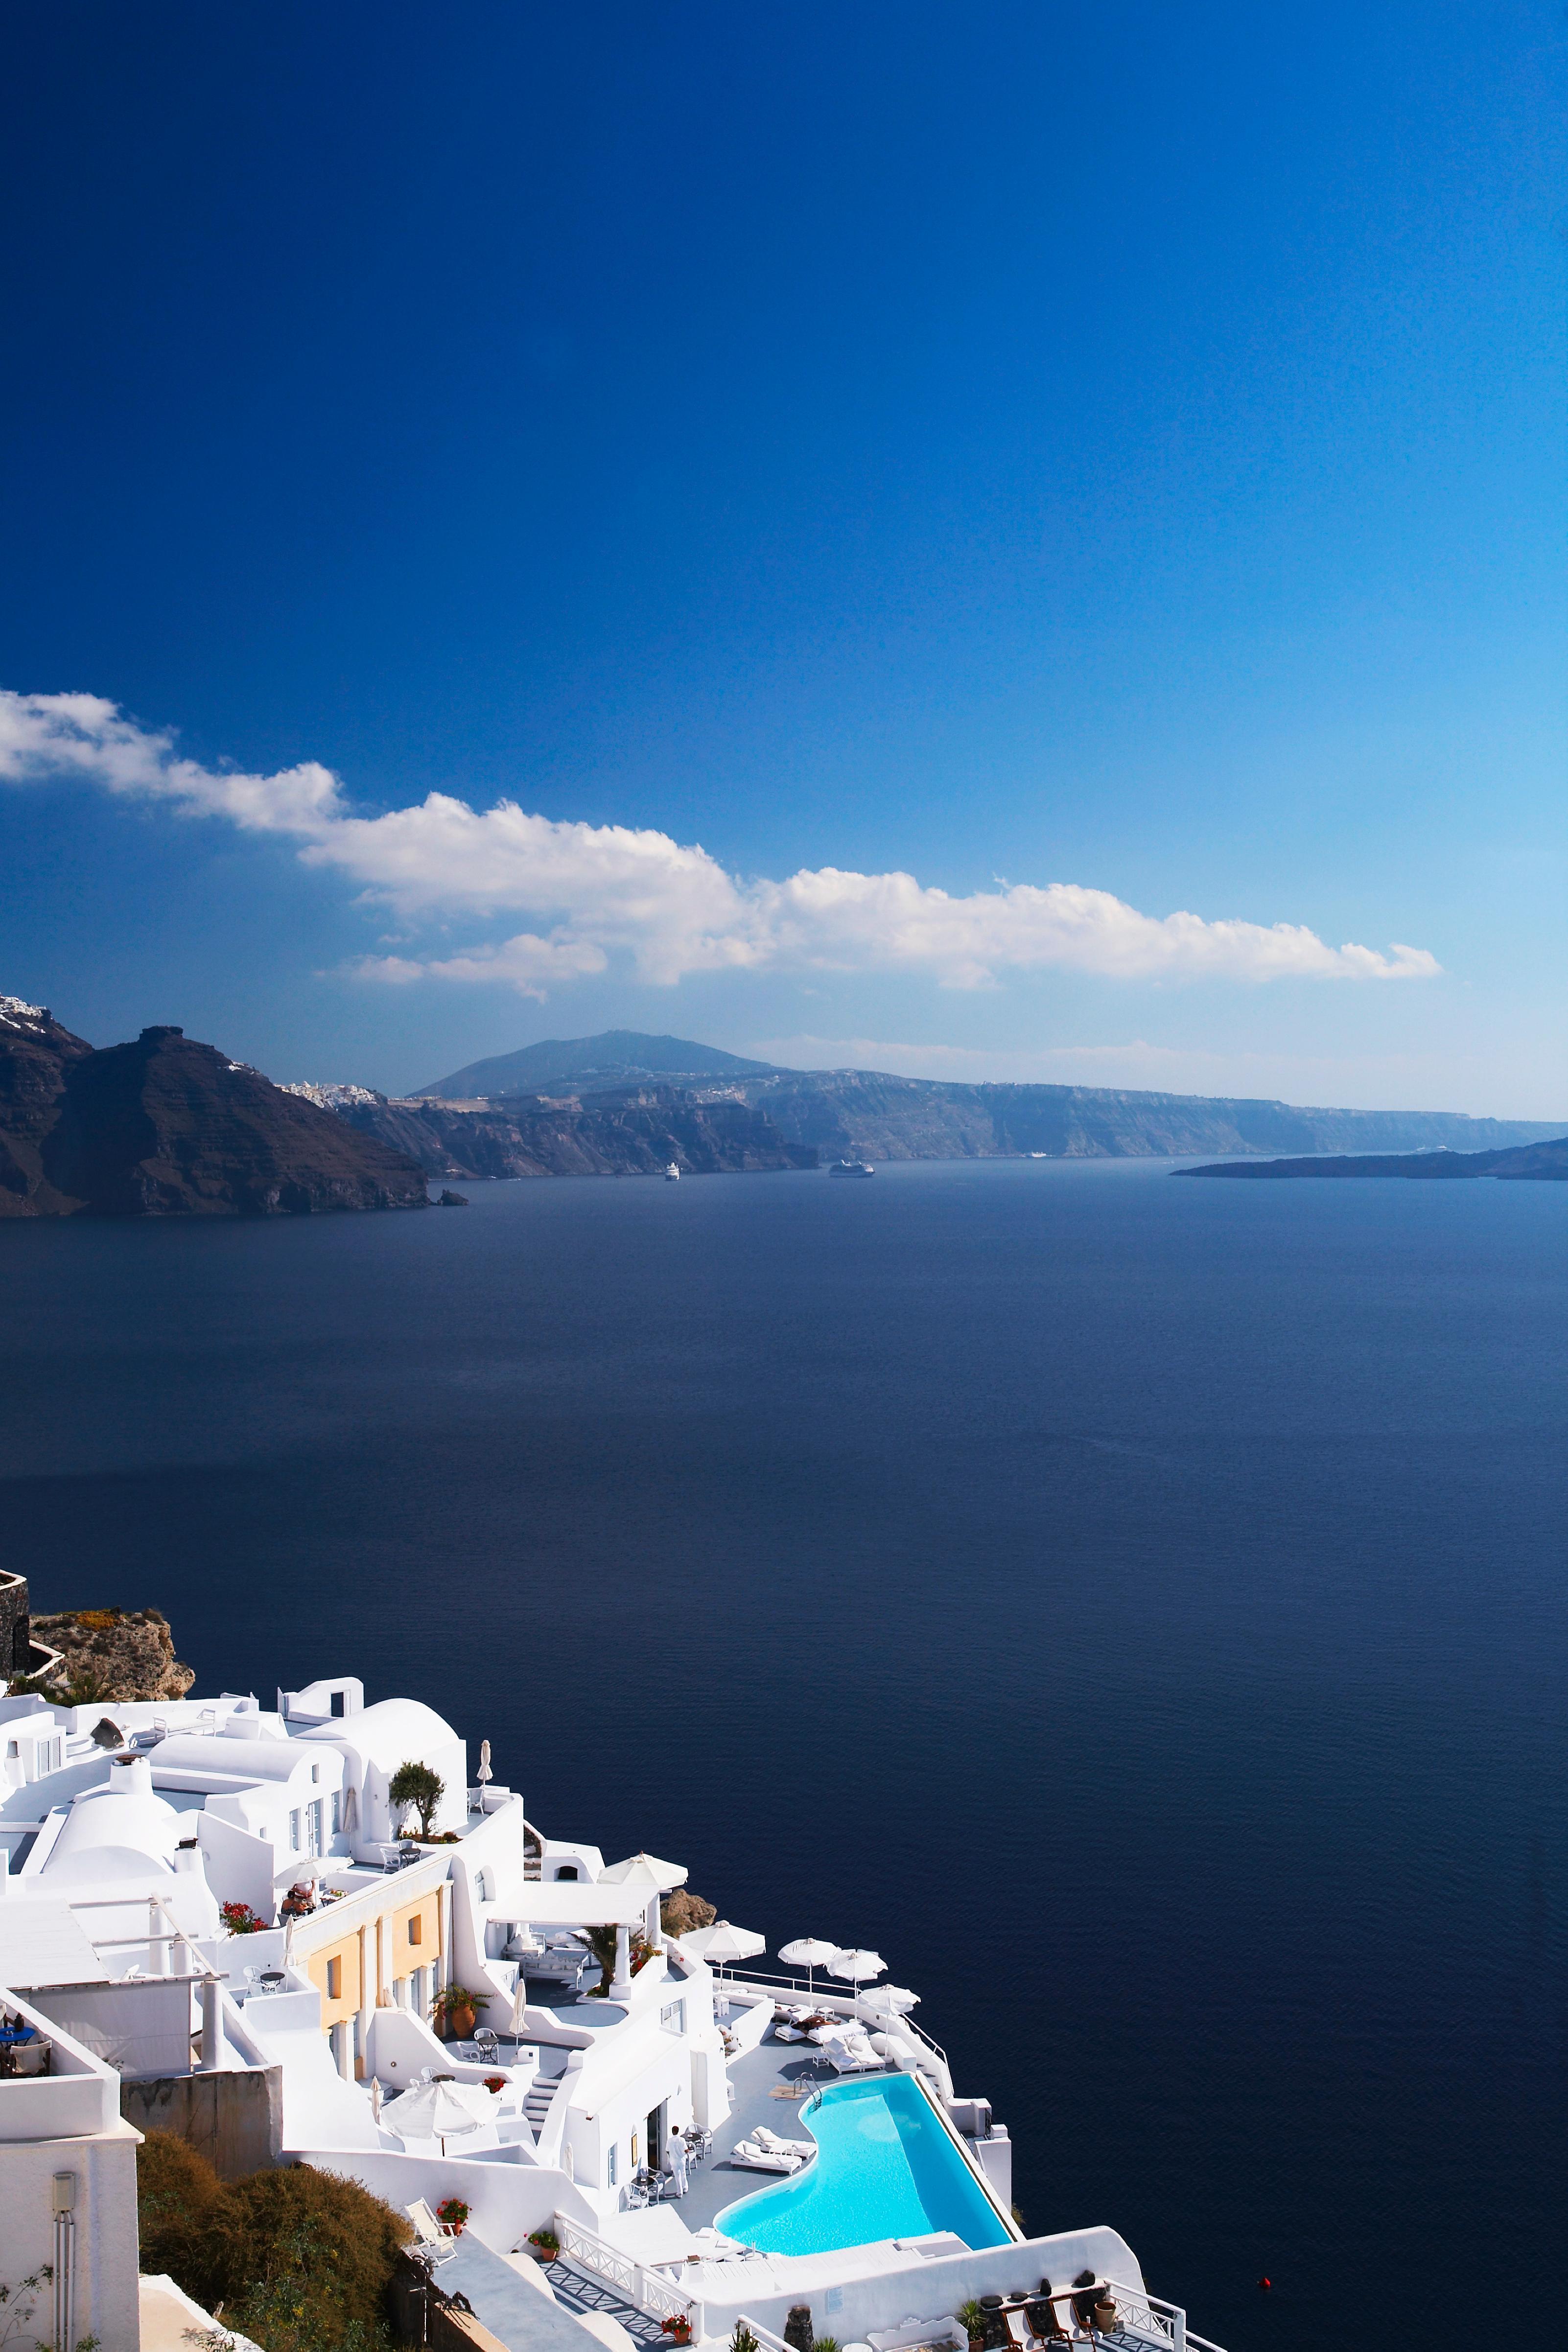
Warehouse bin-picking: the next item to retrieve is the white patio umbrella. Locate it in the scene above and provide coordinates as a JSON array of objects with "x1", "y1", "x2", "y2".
[
  {"x1": 778, "y1": 1937, "x2": 840, "y2": 1995},
  {"x1": 384, "y1": 2078, "x2": 484, "y2": 2155},
  {"x1": 859, "y1": 1984, "x2": 919, "y2": 2016},
  {"x1": 476, "y1": 1740, "x2": 492, "y2": 1788},
  {"x1": 827, "y1": 1948, "x2": 886, "y2": 1984},
  {"x1": 677, "y1": 1920, "x2": 767, "y2": 1976},
  {"x1": 600, "y1": 1851, "x2": 688, "y2": 1888}
]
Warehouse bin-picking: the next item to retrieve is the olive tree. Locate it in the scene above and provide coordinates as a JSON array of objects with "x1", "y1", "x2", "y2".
[{"x1": 388, "y1": 1759, "x2": 444, "y2": 1838}]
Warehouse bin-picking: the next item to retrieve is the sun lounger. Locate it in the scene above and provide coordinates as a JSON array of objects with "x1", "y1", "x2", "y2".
[
  {"x1": 405, "y1": 2199, "x2": 461, "y2": 2265},
  {"x1": 826, "y1": 2033, "x2": 885, "y2": 2073},
  {"x1": 751, "y1": 2125, "x2": 814, "y2": 2160},
  {"x1": 728, "y1": 2139, "x2": 804, "y2": 2173}
]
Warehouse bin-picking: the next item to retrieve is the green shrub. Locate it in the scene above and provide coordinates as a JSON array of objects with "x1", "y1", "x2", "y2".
[{"x1": 136, "y1": 2136, "x2": 410, "y2": 2352}]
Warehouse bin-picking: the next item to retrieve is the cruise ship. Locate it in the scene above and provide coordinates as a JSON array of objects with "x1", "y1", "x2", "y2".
[{"x1": 0, "y1": 1576, "x2": 1225, "y2": 2352}]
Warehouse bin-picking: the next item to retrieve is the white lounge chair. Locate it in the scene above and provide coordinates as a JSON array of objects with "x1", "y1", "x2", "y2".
[
  {"x1": 405, "y1": 2199, "x2": 461, "y2": 2265},
  {"x1": 826, "y1": 2034, "x2": 885, "y2": 2073},
  {"x1": 751, "y1": 2125, "x2": 814, "y2": 2160},
  {"x1": 728, "y1": 2139, "x2": 803, "y2": 2172}
]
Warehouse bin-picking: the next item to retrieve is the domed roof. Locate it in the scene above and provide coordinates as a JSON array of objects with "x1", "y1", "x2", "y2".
[
  {"x1": 44, "y1": 1759, "x2": 182, "y2": 1881},
  {"x1": 294, "y1": 1696, "x2": 462, "y2": 1772}
]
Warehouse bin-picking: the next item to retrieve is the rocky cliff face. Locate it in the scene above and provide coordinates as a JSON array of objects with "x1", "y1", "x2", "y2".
[
  {"x1": 25, "y1": 1607, "x2": 196, "y2": 1703},
  {"x1": 0, "y1": 996, "x2": 97, "y2": 1216},
  {"x1": 340, "y1": 1086, "x2": 818, "y2": 1179},
  {"x1": 0, "y1": 1005, "x2": 429, "y2": 1217},
  {"x1": 732, "y1": 1070, "x2": 1565, "y2": 1162}
]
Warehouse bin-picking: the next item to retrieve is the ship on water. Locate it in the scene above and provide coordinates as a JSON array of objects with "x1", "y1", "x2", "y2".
[
  {"x1": 827, "y1": 1159, "x2": 875, "y2": 1178},
  {"x1": 0, "y1": 1571, "x2": 1227, "y2": 2352}
]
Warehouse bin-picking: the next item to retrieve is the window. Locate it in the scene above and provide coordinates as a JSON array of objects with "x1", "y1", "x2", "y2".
[
  {"x1": 331, "y1": 1790, "x2": 342, "y2": 1836},
  {"x1": 631, "y1": 2131, "x2": 639, "y2": 2169},
  {"x1": 330, "y1": 1690, "x2": 346, "y2": 1717},
  {"x1": 555, "y1": 1865, "x2": 578, "y2": 1881},
  {"x1": 310, "y1": 1762, "x2": 320, "y2": 1783},
  {"x1": 326, "y1": 1956, "x2": 341, "y2": 2001},
  {"x1": 308, "y1": 1801, "x2": 324, "y2": 1854},
  {"x1": 607, "y1": 2145, "x2": 617, "y2": 2187},
  {"x1": 660, "y1": 2001, "x2": 686, "y2": 2036},
  {"x1": 288, "y1": 1810, "x2": 300, "y2": 1851},
  {"x1": 408, "y1": 1914, "x2": 423, "y2": 1947}
]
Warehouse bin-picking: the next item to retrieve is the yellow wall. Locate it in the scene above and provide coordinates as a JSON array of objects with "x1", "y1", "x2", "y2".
[
  {"x1": 306, "y1": 1933, "x2": 363, "y2": 2030},
  {"x1": 391, "y1": 1889, "x2": 442, "y2": 1986}
]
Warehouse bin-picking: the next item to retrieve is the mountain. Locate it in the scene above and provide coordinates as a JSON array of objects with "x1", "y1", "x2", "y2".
[
  {"x1": 407, "y1": 1031, "x2": 1562, "y2": 1159},
  {"x1": 1177, "y1": 1136, "x2": 1568, "y2": 1181},
  {"x1": 0, "y1": 1005, "x2": 428, "y2": 1217},
  {"x1": 416, "y1": 1030, "x2": 777, "y2": 1098},
  {"x1": 0, "y1": 996, "x2": 97, "y2": 1216}
]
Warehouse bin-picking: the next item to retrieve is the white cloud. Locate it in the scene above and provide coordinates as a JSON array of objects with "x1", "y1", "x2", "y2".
[{"x1": 0, "y1": 688, "x2": 1443, "y2": 998}]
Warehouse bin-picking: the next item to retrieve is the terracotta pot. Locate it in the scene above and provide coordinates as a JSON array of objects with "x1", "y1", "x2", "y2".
[
  {"x1": 446, "y1": 2003, "x2": 476, "y2": 2039},
  {"x1": 432, "y1": 2011, "x2": 448, "y2": 2040}
]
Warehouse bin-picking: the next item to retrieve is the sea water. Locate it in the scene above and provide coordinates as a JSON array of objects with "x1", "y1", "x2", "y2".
[{"x1": 1, "y1": 1157, "x2": 1564, "y2": 2352}]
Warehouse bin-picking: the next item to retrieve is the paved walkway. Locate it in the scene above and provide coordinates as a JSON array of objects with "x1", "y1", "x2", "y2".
[
  {"x1": 674, "y1": 2034, "x2": 831, "y2": 2236},
  {"x1": 542, "y1": 2259, "x2": 670, "y2": 2347}
]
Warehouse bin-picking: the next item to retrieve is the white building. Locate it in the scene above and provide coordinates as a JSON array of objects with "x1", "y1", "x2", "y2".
[{"x1": 0, "y1": 1659, "x2": 1221, "y2": 2352}]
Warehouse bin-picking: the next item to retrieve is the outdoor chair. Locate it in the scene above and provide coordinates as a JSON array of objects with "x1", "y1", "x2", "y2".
[
  {"x1": 404, "y1": 2200, "x2": 460, "y2": 2266},
  {"x1": 728, "y1": 2138, "x2": 803, "y2": 2173},
  {"x1": 751, "y1": 2125, "x2": 814, "y2": 2161}
]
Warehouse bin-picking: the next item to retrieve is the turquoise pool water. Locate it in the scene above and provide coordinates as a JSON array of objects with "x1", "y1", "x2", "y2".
[{"x1": 715, "y1": 2074, "x2": 1013, "y2": 2257}]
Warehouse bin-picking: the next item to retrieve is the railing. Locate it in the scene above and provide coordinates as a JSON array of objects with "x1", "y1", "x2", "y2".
[
  {"x1": 553, "y1": 2214, "x2": 698, "y2": 2328},
  {"x1": 1100, "y1": 2282, "x2": 1198, "y2": 2352},
  {"x1": 724, "y1": 1971, "x2": 950, "y2": 2069}
]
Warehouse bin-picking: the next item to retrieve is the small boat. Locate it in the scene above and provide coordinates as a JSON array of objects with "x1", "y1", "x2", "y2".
[
  {"x1": 1027, "y1": 1152, "x2": 1048, "y2": 1160},
  {"x1": 827, "y1": 1160, "x2": 875, "y2": 1179},
  {"x1": 665, "y1": 1162, "x2": 681, "y2": 1181}
]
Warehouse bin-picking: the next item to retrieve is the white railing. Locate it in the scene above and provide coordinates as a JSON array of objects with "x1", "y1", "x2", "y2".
[
  {"x1": 554, "y1": 2213, "x2": 699, "y2": 2329},
  {"x1": 725, "y1": 1972, "x2": 950, "y2": 2069},
  {"x1": 1100, "y1": 2282, "x2": 1192, "y2": 2352},
  {"x1": 734, "y1": 2320, "x2": 793, "y2": 2352}
]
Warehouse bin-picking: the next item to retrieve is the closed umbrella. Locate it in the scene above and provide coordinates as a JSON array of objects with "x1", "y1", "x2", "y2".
[
  {"x1": 677, "y1": 1921, "x2": 766, "y2": 1976},
  {"x1": 827, "y1": 1948, "x2": 886, "y2": 1984},
  {"x1": 385, "y1": 2077, "x2": 484, "y2": 2155},
  {"x1": 778, "y1": 1937, "x2": 839, "y2": 1996}
]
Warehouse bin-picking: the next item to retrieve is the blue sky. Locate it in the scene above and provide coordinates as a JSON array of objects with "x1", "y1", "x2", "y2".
[{"x1": 1, "y1": 2, "x2": 1563, "y2": 1112}]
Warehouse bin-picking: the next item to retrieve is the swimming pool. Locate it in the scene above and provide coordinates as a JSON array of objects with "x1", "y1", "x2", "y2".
[{"x1": 715, "y1": 2073, "x2": 1013, "y2": 2258}]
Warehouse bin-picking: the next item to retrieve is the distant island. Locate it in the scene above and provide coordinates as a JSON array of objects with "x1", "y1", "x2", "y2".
[
  {"x1": 315, "y1": 1026, "x2": 1562, "y2": 1182},
  {"x1": 7, "y1": 1005, "x2": 1563, "y2": 1213},
  {"x1": 1178, "y1": 1137, "x2": 1568, "y2": 1183}
]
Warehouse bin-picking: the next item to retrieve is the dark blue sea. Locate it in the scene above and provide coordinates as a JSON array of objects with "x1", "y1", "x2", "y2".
[{"x1": 3, "y1": 1159, "x2": 1565, "y2": 2352}]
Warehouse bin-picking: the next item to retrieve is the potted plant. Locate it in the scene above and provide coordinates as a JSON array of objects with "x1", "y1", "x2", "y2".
[
  {"x1": 435, "y1": 2196, "x2": 470, "y2": 2237},
  {"x1": 431, "y1": 1983, "x2": 491, "y2": 2041},
  {"x1": 483, "y1": 2073, "x2": 508, "y2": 2094},
  {"x1": 661, "y1": 2318, "x2": 693, "y2": 2345},
  {"x1": 958, "y1": 2302, "x2": 988, "y2": 2352},
  {"x1": 527, "y1": 2228, "x2": 560, "y2": 2261}
]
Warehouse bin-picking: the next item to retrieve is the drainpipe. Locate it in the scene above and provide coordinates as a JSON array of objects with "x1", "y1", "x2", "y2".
[{"x1": 52, "y1": 2173, "x2": 76, "y2": 2352}]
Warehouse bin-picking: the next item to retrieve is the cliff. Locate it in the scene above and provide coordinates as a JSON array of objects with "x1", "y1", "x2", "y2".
[
  {"x1": 339, "y1": 1087, "x2": 818, "y2": 1179},
  {"x1": 402, "y1": 1030, "x2": 1562, "y2": 1165},
  {"x1": 0, "y1": 1003, "x2": 429, "y2": 1217},
  {"x1": 1177, "y1": 1136, "x2": 1568, "y2": 1182},
  {"x1": 24, "y1": 1607, "x2": 195, "y2": 1703}
]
